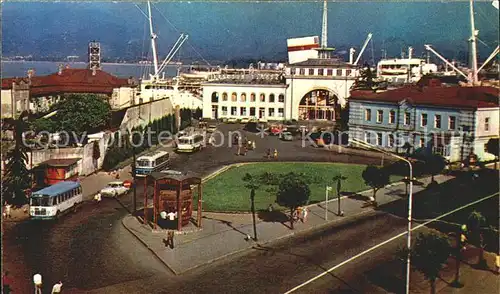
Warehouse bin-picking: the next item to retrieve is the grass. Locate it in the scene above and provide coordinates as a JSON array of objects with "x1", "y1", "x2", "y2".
[{"x1": 197, "y1": 162, "x2": 403, "y2": 212}]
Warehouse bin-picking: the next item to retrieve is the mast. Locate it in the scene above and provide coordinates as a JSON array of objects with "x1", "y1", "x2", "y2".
[
  {"x1": 321, "y1": 0, "x2": 327, "y2": 48},
  {"x1": 469, "y1": 0, "x2": 478, "y2": 83},
  {"x1": 147, "y1": 1, "x2": 159, "y2": 79}
]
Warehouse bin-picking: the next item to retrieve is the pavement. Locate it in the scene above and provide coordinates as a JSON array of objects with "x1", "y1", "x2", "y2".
[{"x1": 121, "y1": 173, "x2": 454, "y2": 275}]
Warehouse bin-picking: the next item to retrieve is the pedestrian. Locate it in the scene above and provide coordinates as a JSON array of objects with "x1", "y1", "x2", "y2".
[
  {"x1": 243, "y1": 145, "x2": 248, "y2": 156},
  {"x1": 273, "y1": 149, "x2": 278, "y2": 159},
  {"x1": 4, "y1": 202, "x2": 11, "y2": 219},
  {"x1": 495, "y1": 253, "x2": 500, "y2": 275},
  {"x1": 267, "y1": 204, "x2": 273, "y2": 212},
  {"x1": 296, "y1": 207, "x2": 302, "y2": 222},
  {"x1": 3, "y1": 271, "x2": 12, "y2": 294},
  {"x1": 302, "y1": 207, "x2": 308, "y2": 223},
  {"x1": 266, "y1": 148, "x2": 271, "y2": 159},
  {"x1": 252, "y1": 141, "x2": 256, "y2": 150},
  {"x1": 33, "y1": 273, "x2": 42, "y2": 294},
  {"x1": 94, "y1": 193, "x2": 102, "y2": 203},
  {"x1": 165, "y1": 230, "x2": 175, "y2": 249},
  {"x1": 51, "y1": 281, "x2": 63, "y2": 294}
]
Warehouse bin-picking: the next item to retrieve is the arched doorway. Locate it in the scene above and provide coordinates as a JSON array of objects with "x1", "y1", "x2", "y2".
[{"x1": 298, "y1": 89, "x2": 340, "y2": 121}]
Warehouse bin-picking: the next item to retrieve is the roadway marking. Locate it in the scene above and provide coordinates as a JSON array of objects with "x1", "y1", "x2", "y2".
[{"x1": 284, "y1": 192, "x2": 499, "y2": 294}]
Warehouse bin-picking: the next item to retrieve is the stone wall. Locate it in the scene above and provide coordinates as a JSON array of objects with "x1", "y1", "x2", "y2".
[{"x1": 119, "y1": 98, "x2": 175, "y2": 132}]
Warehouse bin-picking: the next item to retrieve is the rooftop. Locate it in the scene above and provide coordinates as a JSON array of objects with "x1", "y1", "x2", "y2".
[
  {"x1": 350, "y1": 83, "x2": 499, "y2": 109},
  {"x1": 39, "y1": 158, "x2": 81, "y2": 167},
  {"x1": 291, "y1": 58, "x2": 357, "y2": 68},
  {"x1": 147, "y1": 171, "x2": 202, "y2": 183}
]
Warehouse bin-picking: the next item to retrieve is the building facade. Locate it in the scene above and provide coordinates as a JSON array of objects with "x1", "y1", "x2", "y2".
[{"x1": 348, "y1": 82, "x2": 499, "y2": 162}]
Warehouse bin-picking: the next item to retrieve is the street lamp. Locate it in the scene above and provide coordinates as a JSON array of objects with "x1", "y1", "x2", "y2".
[{"x1": 351, "y1": 138, "x2": 413, "y2": 294}]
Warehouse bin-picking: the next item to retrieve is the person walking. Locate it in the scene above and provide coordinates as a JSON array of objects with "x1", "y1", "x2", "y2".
[
  {"x1": 273, "y1": 149, "x2": 278, "y2": 159},
  {"x1": 4, "y1": 202, "x2": 12, "y2": 219},
  {"x1": 302, "y1": 207, "x2": 308, "y2": 223},
  {"x1": 3, "y1": 271, "x2": 12, "y2": 294},
  {"x1": 51, "y1": 281, "x2": 63, "y2": 294},
  {"x1": 266, "y1": 148, "x2": 271, "y2": 159},
  {"x1": 33, "y1": 273, "x2": 43, "y2": 294},
  {"x1": 94, "y1": 193, "x2": 102, "y2": 204},
  {"x1": 165, "y1": 230, "x2": 175, "y2": 249}
]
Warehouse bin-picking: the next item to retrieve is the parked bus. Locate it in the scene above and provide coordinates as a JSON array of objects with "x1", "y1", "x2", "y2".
[
  {"x1": 176, "y1": 134, "x2": 205, "y2": 153},
  {"x1": 135, "y1": 151, "x2": 170, "y2": 177},
  {"x1": 29, "y1": 181, "x2": 83, "y2": 220}
]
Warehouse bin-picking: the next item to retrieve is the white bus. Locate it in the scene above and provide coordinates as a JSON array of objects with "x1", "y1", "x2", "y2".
[
  {"x1": 135, "y1": 151, "x2": 170, "y2": 177},
  {"x1": 176, "y1": 134, "x2": 205, "y2": 153},
  {"x1": 29, "y1": 181, "x2": 83, "y2": 220}
]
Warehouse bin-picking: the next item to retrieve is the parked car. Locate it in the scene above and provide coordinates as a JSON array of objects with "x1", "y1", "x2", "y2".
[
  {"x1": 269, "y1": 126, "x2": 282, "y2": 136},
  {"x1": 227, "y1": 117, "x2": 238, "y2": 124},
  {"x1": 100, "y1": 181, "x2": 130, "y2": 198},
  {"x1": 280, "y1": 131, "x2": 294, "y2": 141},
  {"x1": 207, "y1": 124, "x2": 217, "y2": 133},
  {"x1": 240, "y1": 118, "x2": 250, "y2": 124}
]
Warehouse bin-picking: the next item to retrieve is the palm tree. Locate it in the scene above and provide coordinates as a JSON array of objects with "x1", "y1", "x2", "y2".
[
  {"x1": 243, "y1": 173, "x2": 261, "y2": 240},
  {"x1": 410, "y1": 232, "x2": 452, "y2": 294},
  {"x1": 2, "y1": 111, "x2": 32, "y2": 206},
  {"x1": 467, "y1": 211, "x2": 487, "y2": 268},
  {"x1": 332, "y1": 174, "x2": 347, "y2": 216}
]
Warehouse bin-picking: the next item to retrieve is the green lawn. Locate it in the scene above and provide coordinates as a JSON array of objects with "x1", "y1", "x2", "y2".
[{"x1": 197, "y1": 162, "x2": 403, "y2": 212}]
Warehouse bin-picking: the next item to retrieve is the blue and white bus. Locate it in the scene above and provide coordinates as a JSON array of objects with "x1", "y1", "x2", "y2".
[
  {"x1": 135, "y1": 151, "x2": 170, "y2": 177},
  {"x1": 29, "y1": 181, "x2": 83, "y2": 220}
]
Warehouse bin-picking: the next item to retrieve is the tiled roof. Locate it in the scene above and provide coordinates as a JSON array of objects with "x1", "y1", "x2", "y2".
[
  {"x1": 1, "y1": 69, "x2": 132, "y2": 96},
  {"x1": 350, "y1": 85, "x2": 499, "y2": 109}
]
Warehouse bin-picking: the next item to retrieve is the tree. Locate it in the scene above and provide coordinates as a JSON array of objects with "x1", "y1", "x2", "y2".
[
  {"x1": 426, "y1": 153, "x2": 447, "y2": 182},
  {"x1": 467, "y1": 210, "x2": 487, "y2": 268},
  {"x1": 2, "y1": 112, "x2": 32, "y2": 206},
  {"x1": 361, "y1": 165, "x2": 390, "y2": 206},
  {"x1": 54, "y1": 94, "x2": 111, "y2": 137},
  {"x1": 410, "y1": 232, "x2": 452, "y2": 294},
  {"x1": 485, "y1": 138, "x2": 499, "y2": 169},
  {"x1": 31, "y1": 117, "x2": 57, "y2": 133},
  {"x1": 275, "y1": 172, "x2": 311, "y2": 229},
  {"x1": 243, "y1": 173, "x2": 261, "y2": 241},
  {"x1": 332, "y1": 174, "x2": 347, "y2": 216},
  {"x1": 351, "y1": 63, "x2": 377, "y2": 91}
]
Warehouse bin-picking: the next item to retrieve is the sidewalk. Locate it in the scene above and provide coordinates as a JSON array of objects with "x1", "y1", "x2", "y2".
[{"x1": 122, "y1": 174, "x2": 454, "y2": 275}]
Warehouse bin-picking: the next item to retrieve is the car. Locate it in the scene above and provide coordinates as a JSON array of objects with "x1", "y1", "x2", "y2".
[
  {"x1": 240, "y1": 118, "x2": 250, "y2": 124},
  {"x1": 206, "y1": 124, "x2": 217, "y2": 133},
  {"x1": 100, "y1": 181, "x2": 130, "y2": 198},
  {"x1": 227, "y1": 117, "x2": 238, "y2": 124},
  {"x1": 269, "y1": 126, "x2": 282, "y2": 136},
  {"x1": 258, "y1": 118, "x2": 268, "y2": 123},
  {"x1": 280, "y1": 131, "x2": 294, "y2": 141}
]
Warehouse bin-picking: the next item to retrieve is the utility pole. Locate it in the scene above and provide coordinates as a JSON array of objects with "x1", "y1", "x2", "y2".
[
  {"x1": 251, "y1": 189, "x2": 258, "y2": 241},
  {"x1": 469, "y1": 0, "x2": 478, "y2": 84}
]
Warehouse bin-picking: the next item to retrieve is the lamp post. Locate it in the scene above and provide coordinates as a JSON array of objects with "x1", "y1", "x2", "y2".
[{"x1": 351, "y1": 138, "x2": 413, "y2": 294}]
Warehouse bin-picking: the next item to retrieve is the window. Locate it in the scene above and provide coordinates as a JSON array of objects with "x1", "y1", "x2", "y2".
[
  {"x1": 327, "y1": 69, "x2": 333, "y2": 76},
  {"x1": 291, "y1": 68, "x2": 296, "y2": 75},
  {"x1": 336, "y1": 69, "x2": 342, "y2": 76},
  {"x1": 260, "y1": 93, "x2": 265, "y2": 102},
  {"x1": 377, "y1": 110, "x2": 383, "y2": 123},
  {"x1": 231, "y1": 107, "x2": 237, "y2": 116},
  {"x1": 268, "y1": 108, "x2": 275, "y2": 117},
  {"x1": 278, "y1": 94, "x2": 285, "y2": 103},
  {"x1": 240, "y1": 107, "x2": 247, "y2": 116},
  {"x1": 299, "y1": 68, "x2": 305, "y2": 75},
  {"x1": 434, "y1": 114, "x2": 441, "y2": 129},
  {"x1": 485, "y1": 117, "x2": 490, "y2": 131},
  {"x1": 365, "y1": 109, "x2": 372, "y2": 121},
  {"x1": 308, "y1": 69, "x2": 314, "y2": 75},
  {"x1": 448, "y1": 116, "x2": 456, "y2": 130},
  {"x1": 388, "y1": 134, "x2": 395, "y2": 147},
  {"x1": 376, "y1": 133, "x2": 383, "y2": 146},
  {"x1": 250, "y1": 93, "x2": 256, "y2": 102},
  {"x1": 249, "y1": 107, "x2": 256, "y2": 116},
  {"x1": 346, "y1": 69, "x2": 352, "y2": 76},
  {"x1": 278, "y1": 108, "x2": 284, "y2": 117},
  {"x1": 433, "y1": 145, "x2": 450, "y2": 157},
  {"x1": 420, "y1": 138, "x2": 425, "y2": 148},
  {"x1": 389, "y1": 111, "x2": 395, "y2": 124},
  {"x1": 231, "y1": 92, "x2": 237, "y2": 102},
  {"x1": 221, "y1": 106, "x2": 228, "y2": 115},
  {"x1": 364, "y1": 132, "x2": 371, "y2": 144},
  {"x1": 318, "y1": 69, "x2": 324, "y2": 76},
  {"x1": 404, "y1": 112, "x2": 411, "y2": 125},
  {"x1": 222, "y1": 92, "x2": 228, "y2": 101},
  {"x1": 269, "y1": 94, "x2": 275, "y2": 103},
  {"x1": 421, "y1": 113, "x2": 428, "y2": 127},
  {"x1": 211, "y1": 92, "x2": 219, "y2": 103},
  {"x1": 240, "y1": 93, "x2": 246, "y2": 102}
]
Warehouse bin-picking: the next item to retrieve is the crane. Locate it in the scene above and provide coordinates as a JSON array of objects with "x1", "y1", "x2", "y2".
[{"x1": 353, "y1": 33, "x2": 373, "y2": 66}]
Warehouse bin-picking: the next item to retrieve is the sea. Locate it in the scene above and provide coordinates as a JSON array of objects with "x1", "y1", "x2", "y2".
[{"x1": 1, "y1": 61, "x2": 182, "y2": 79}]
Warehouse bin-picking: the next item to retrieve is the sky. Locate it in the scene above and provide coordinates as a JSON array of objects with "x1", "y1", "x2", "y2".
[{"x1": 1, "y1": 1, "x2": 499, "y2": 62}]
